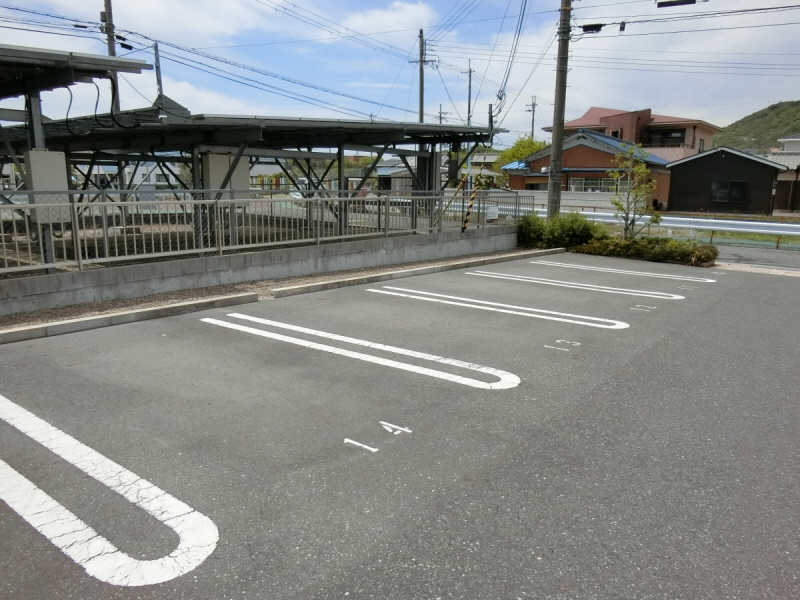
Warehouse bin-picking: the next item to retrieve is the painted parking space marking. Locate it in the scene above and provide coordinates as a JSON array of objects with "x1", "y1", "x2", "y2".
[
  {"x1": 630, "y1": 305, "x2": 656, "y2": 312},
  {"x1": 544, "y1": 340, "x2": 581, "y2": 352},
  {"x1": 0, "y1": 393, "x2": 218, "y2": 587},
  {"x1": 380, "y1": 421, "x2": 412, "y2": 435},
  {"x1": 531, "y1": 260, "x2": 716, "y2": 282},
  {"x1": 344, "y1": 439, "x2": 378, "y2": 453},
  {"x1": 366, "y1": 286, "x2": 630, "y2": 329},
  {"x1": 201, "y1": 314, "x2": 520, "y2": 390},
  {"x1": 466, "y1": 271, "x2": 685, "y2": 300}
]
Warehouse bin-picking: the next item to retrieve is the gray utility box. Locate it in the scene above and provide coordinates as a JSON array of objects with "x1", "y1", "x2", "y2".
[{"x1": 24, "y1": 149, "x2": 71, "y2": 224}]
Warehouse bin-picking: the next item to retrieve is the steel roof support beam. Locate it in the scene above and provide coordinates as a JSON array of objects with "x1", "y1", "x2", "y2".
[
  {"x1": 197, "y1": 145, "x2": 336, "y2": 160},
  {"x1": 26, "y1": 92, "x2": 45, "y2": 149},
  {"x1": 399, "y1": 155, "x2": 423, "y2": 190},
  {"x1": 351, "y1": 143, "x2": 388, "y2": 194},
  {"x1": 344, "y1": 144, "x2": 430, "y2": 158}
]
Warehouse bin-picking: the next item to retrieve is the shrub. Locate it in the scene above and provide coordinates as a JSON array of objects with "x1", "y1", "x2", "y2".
[
  {"x1": 572, "y1": 236, "x2": 718, "y2": 266},
  {"x1": 518, "y1": 214, "x2": 547, "y2": 248},
  {"x1": 518, "y1": 212, "x2": 604, "y2": 249},
  {"x1": 543, "y1": 212, "x2": 605, "y2": 249}
]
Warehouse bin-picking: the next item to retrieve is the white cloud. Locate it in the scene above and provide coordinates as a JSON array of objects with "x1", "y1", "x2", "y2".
[
  {"x1": 339, "y1": 1, "x2": 437, "y2": 48},
  {"x1": 38, "y1": 0, "x2": 278, "y2": 47}
]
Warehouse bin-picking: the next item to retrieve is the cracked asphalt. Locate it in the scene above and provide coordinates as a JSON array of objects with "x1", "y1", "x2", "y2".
[{"x1": 1, "y1": 250, "x2": 799, "y2": 599}]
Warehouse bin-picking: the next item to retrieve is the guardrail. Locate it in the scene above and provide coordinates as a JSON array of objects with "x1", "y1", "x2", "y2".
[
  {"x1": 0, "y1": 189, "x2": 538, "y2": 276},
  {"x1": 532, "y1": 209, "x2": 800, "y2": 248}
]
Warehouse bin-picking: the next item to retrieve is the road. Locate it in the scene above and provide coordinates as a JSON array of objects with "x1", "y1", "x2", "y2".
[{"x1": 1, "y1": 251, "x2": 799, "y2": 599}]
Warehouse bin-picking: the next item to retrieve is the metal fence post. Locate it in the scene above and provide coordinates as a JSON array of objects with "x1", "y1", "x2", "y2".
[
  {"x1": 100, "y1": 188, "x2": 110, "y2": 259},
  {"x1": 438, "y1": 190, "x2": 444, "y2": 233},
  {"x1": 216, "y1": 200, "x2": 223, "y2": 255},
  {"x1": 514, "y1": 192, "x2": 520, "y2": 224},
  {"x1": 384, "y1": 194, "x2": 389, "y2": 237},
  {"x1": 69, "y1": 198, "x2": 83, "y2": 271},
  {"x1": 316, "y1": 196, "x2": 321, "y2": 245}
]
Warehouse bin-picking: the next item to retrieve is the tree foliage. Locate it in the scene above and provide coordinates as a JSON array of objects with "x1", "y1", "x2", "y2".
[
  {"x1": 607, "y1": 145, "x2": 660, "y2": 240},
  {"x1": 494, "y1": 136, "x2": 547, "y2": 183}
]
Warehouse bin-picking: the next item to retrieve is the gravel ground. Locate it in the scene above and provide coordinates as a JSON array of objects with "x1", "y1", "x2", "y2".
[{"x1": 0, "y1": 249, "x2": 534, "y2": 331}]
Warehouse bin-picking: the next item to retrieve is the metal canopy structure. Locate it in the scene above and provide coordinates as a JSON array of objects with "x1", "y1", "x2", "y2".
[
  {"x1": 1, "y1": 93, "x2": 496, "y2": 193},
  {"x1": 0, "y1": 44, "x2": 496, "y2": 196},
  {"x1": 0, "y1": 95, "x2": 492, "y2": 156},
  {"x1": 0, "y1": 43, "x2": 152, "y2": 155},
  {"x1": 0, "y1": 43, "x2": 152, "y2": 100}
]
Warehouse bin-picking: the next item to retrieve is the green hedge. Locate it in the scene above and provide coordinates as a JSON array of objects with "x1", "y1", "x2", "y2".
[
  {"x1": 571, "y1": 236, "x2": 718, "y2": 266},
  {"x1": 518, "y1": 212, "x2": 604, "y2": 249}
]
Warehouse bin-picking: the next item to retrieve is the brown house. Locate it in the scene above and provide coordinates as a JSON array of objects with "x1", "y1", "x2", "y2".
[
  {"x1": 543, "y1": 107, "x2": 721, "y2": 162},
  {"x1": 502, "y1": 129, "x2": 672, "y2": 208}
]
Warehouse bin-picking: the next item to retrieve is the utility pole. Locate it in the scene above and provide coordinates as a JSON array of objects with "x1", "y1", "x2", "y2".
[
  {"x1": 418, "y1": 29, "x2": 425, "y2": 123},
  {"x1": 438, "y1": 104, "x2": 451, "y2": 124},
  {"x1": 101, "y1": 0, "x2": 120, "y2": 113},
  {"x1": 526, "y1": 95, "x2": 537, "y2": 140},
  {"x1": 463, "y1": 60, "x2": 473, "y2": 193},
  {"x1": 101, "y1": 0, "x2": 126, "y2": 195},
  {"x1": 547, "y1": 0, "x2": 571, "y2": 221},
  {"x1": 154, "y1": 41, "x2": 164, "y2": 98}
]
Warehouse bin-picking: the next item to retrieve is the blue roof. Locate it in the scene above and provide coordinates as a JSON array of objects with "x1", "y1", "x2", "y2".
[
  {"x1": 577, "y1": 129, "x2": 670, "y2": 165},
  {"x1": 501, "y1": 160, "x2": 528, "y2": 170},
  {"x1": 499, "y1": 128, "x2": 670, "y2": 172}
]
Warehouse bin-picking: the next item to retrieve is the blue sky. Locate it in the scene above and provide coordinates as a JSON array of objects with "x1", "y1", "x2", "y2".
[{"x1": 1, "y1": 0, "x2": 799, "y2": 148}]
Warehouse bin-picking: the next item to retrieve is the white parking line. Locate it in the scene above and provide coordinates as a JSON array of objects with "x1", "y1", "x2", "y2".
[
  {"x1": 380, "y1": 421, "x2": 412, "y2": 434},
  {"x1": 466, "y1": 271, "x2": 685, "y2": 300},
  {"x1": 344, "y1": 439, "x2": 379, "y2": 453},
  {"x1": 201, "y1": 314, "x2": 520, "y2": 390},
  {"x1": 367, "y1": 286, "x2": 630, "y2": 329},
  {"x1": 531, "y1": 260, "x2": 716, "y2": 282},
  {"x1": 0, "y1": 394, "x2": 218, "y2": 587}
]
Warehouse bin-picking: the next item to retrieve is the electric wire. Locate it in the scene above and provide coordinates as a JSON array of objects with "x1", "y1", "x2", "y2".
[{"x1": 435, "y1": 66, "x2": 465, "y2": 123}]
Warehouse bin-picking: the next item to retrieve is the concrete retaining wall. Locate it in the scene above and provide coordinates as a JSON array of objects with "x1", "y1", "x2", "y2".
[{"x1": 0, "y1": 226, "x2": 518, "y2": 317}]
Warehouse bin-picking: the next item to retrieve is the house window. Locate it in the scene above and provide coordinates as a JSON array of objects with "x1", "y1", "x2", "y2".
[
  {"x1": 611, "y1": 129, "x2": 621, "y2": 139},
  {"x1": 569, "y1": 178, "x2": 627, "y2": 193},
  {"x1": 155, "y1": 174, "x2": 167, "y2": 183},
  {"x1": 698, "y1": 139, "x2": 705, "y2": 152},
  {"x1": 711, "y1": 181, "x2": 748, "y2": 203}
]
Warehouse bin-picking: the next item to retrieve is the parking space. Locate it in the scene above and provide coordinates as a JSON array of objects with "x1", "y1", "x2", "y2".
[{"x1": 2, "y1": 253, "x2": 799, "y2": 599}]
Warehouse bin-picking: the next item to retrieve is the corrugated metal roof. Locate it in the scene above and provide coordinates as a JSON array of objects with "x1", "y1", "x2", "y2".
[
  {"x1": 760, "y1": 152, "x2": 800, "y2": 170},
  {"x1": 501, "y1": 160, "x2": 528, "y2": 171}
]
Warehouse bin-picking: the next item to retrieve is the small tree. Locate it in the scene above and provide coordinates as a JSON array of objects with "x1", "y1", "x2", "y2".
[{"x1": 608, "y1": 144, "x2": 661, "y2": 239}]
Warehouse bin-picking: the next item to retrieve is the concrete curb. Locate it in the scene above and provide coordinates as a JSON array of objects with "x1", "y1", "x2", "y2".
[
  {"x1": 273, "y1": 248, "x2": 566, "y2": 298},
  {"x1": 0, "y1": 293, "x2": 259, "y2": 346}
]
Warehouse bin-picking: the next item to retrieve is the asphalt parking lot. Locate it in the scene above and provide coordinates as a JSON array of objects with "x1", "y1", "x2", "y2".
[{"x1": 2, "y1": 252, "x2": 799, "y2": 599}]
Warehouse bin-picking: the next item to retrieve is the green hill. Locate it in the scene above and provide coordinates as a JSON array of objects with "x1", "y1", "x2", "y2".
[{"x1": 714, "y1": 101, "x2": 800, "y2": 151}]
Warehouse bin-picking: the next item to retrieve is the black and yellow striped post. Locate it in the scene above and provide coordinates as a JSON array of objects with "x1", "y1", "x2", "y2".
[{"x1": 461, "y1": 189, "x2": 478, "y2": 233}]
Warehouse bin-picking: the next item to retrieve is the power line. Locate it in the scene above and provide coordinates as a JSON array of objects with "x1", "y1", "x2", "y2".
[
  {"x1": 0, "y1": 3, "x2": 422, "y2": 119},
  {"x1": 497, "y1": 25, "x2": 556, "y2": 128},
  {"x1": 434, "y1": 65, "x2": 465, "y2": 123},
  {"x1": 584, "y1": 20, "x2": 800, "y2": 38},
  {"x1": 471, "y1": 0, "x2": 512, "y2": 120}
]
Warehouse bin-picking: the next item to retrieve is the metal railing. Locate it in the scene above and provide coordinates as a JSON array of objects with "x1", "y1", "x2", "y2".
[
  {"x1": 530, "y1": 208, "x2": 800, "y2": 248},
  {"x1": 0, "y1": 189, "x2": 538, "y2": 276}
]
